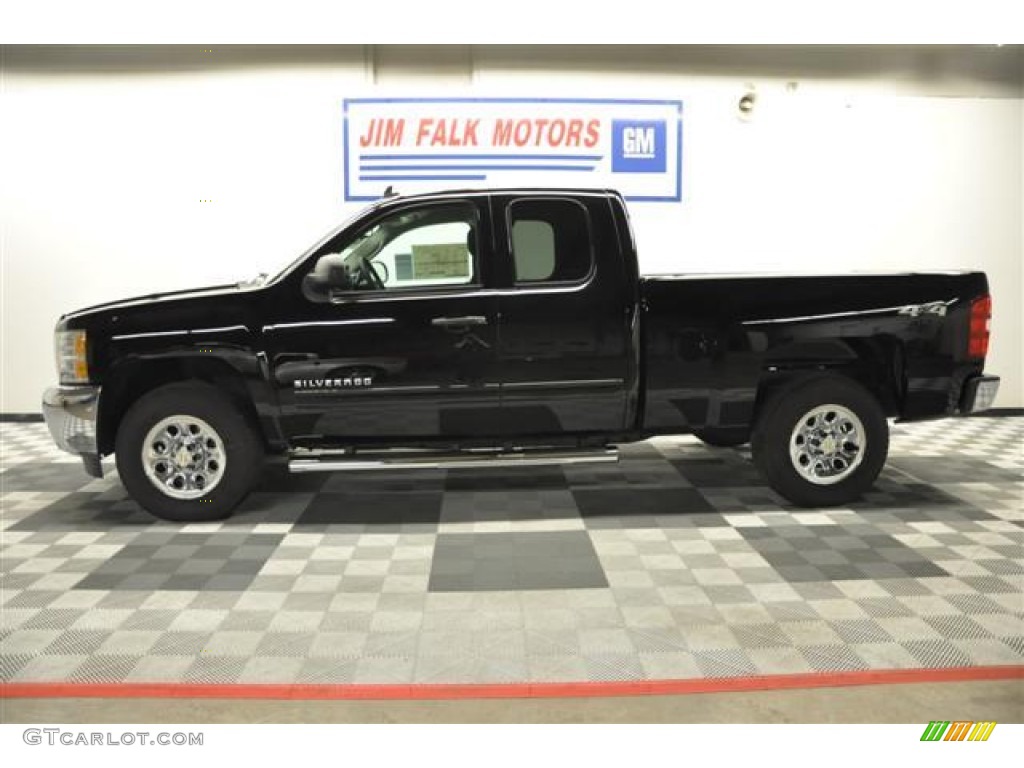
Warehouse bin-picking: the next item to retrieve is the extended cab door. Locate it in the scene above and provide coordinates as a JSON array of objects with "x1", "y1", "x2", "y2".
[
  {"x1": 491, "y1": 194, "x2": 633, "y2": 435},
  {"x1": 265, "y1": 197, "x2": 501, "y2": 442}
]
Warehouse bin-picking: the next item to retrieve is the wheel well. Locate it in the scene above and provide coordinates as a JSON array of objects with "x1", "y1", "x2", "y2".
[
  {"x1": 755, "y1": 336, "x2": 903, "y2": 423},
  {"x1": 98, "y1": 357, "x2": 265, "y2": 455}
]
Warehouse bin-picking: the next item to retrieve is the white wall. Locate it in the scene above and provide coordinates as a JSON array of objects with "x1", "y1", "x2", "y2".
[{"x1": 2, "y1": 46, "x2": 1021, "y2": 412}]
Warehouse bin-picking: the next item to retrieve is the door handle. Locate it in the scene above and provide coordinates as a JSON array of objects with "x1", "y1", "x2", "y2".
[{"x1": 431, "y1": 316, "x2": 488, "y2": 328}]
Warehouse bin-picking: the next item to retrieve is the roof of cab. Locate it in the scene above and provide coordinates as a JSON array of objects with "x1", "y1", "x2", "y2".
[{"x1": 371, "y1": 187, "x2": 623, "y2": 204}]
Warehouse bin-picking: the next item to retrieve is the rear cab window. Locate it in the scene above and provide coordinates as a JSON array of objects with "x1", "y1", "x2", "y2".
[{"x1": 507, "y1": 197, "x2": 594, "y2": 286}]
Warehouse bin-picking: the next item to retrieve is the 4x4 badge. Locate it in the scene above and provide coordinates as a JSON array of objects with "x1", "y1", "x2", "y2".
[{"x1": 898, "y1": 301, "x2": 948, "y2": 318}]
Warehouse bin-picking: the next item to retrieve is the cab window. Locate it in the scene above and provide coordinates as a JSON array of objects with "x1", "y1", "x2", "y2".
[
  {"x1": 509, "y1": 198, "x2": 592, "y2": 284},
  {"x1": 305, "y1": 202, "x2": 479, "y2": 297}
]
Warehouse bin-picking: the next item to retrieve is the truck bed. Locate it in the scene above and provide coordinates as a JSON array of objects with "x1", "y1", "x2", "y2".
[{"x1": 639, "y1": 271, "x2": 989, "y2": 432}]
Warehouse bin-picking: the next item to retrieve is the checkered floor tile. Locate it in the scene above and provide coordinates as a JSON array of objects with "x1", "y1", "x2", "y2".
[{"x1": 1, "y1": 417, "x2": 1021, "y2": 685}]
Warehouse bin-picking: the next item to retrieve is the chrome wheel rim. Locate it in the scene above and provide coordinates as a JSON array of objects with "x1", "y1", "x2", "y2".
[
  {"x1": 142, "y1": 415, "x2": 226, "y2": 499},
  {"x1": 789, "y1": 404, "x2": 865, "y2": 486}
]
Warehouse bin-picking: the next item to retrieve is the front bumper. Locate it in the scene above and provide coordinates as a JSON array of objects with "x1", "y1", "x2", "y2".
[
  {"x1": 960, "y1": 375, "x2": 1000, "y2": 414},
  {"x1": 42, "y1": 385, "x2": 103, "y2": 477}
]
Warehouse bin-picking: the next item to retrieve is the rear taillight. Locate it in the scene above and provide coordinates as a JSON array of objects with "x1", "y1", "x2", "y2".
[{"x1": 968, "y1": 294, "x2": 991, "y2": 360}]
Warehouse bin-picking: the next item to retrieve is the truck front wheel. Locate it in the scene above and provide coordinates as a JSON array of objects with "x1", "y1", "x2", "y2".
[
  {"x1": 752, "y1": 374, "x2": 888, "y2": 507},
  {"x1": 114, "y1": 382, "x2": 264, "y2": 521}
]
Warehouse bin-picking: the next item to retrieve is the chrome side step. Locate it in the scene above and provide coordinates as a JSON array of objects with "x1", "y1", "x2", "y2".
[{"x1": 288, "y1": 448, "x2": 618, "y2": 473}]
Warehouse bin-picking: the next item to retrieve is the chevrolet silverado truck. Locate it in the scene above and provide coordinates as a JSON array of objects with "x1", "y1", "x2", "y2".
[{"x1": 43, "y1": 188, "x2": 1000, "y2": 521}]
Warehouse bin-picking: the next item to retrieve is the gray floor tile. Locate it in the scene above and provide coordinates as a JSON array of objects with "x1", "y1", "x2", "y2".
[{"x1": 1, "y1": 418, "x2": 1021, "y2": 686}]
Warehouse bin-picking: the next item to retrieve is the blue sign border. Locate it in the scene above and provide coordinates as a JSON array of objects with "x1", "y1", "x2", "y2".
[{"x1": 343, "y1": 97, "x2": 683, "y2": 203}]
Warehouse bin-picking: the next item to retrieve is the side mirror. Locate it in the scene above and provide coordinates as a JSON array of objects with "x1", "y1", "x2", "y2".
[
  {"x1": 302, "y1": 256, "x2": 352, "y2": 302},
  {"x1": 326, "y1": 263, "x2": 353, "y2": 290},
  {"x1": 301, "y1": 272, "x2": 329, "y2": 302}
]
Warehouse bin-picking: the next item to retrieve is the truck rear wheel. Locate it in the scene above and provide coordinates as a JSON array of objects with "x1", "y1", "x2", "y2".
[
  {"x1": 115, "y1": 382, "x2": 264, "y2": 521},
  {"x1": 752, "y1": 374, "x2": 888, "y2": 507}
]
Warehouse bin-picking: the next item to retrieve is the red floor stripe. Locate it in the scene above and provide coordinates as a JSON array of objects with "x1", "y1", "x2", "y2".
[{"x1": 2, "y1": 665, "x2": 1021, "y2": 701}]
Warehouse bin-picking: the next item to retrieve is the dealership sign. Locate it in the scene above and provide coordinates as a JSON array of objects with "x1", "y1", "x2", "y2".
[{"x1": 343, "y1": 98, "x2": 682, "y2": 203}]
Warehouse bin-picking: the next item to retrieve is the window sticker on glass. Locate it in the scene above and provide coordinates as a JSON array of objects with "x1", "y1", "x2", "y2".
[
  {"x1": 411, "y1": 243, "x2": 470, "y2": 279},
  {"x1": 395, "y1": 253, "x2": 413, "y2": 281}
]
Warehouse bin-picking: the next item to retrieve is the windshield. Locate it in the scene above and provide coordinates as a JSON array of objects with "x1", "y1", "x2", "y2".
[
  {"x1": 338, "y1": 209, "x2": 452, "y2": 271},
  {"x1": 266, "y1": 201, "x2": 385, "y2": 285}
]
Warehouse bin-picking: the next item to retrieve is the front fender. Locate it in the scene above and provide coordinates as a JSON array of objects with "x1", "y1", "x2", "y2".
[{"x1": 97, "y1": 340, "x2": 286, "y2": 454}]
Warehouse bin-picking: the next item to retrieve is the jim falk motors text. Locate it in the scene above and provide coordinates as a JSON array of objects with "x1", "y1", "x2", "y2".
[{"x1": 358, "y1": 117, "x2": 602, "y2": 148}]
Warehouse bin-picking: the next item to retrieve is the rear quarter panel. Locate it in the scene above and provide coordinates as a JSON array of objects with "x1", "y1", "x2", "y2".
[{"x1": 640, "y1": 272, "x2": 989, "y2": 433}]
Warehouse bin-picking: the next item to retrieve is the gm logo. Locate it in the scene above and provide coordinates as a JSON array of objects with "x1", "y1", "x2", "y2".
[{"x1": 612, "y1": 119, "x2": 667, "y2": 174}]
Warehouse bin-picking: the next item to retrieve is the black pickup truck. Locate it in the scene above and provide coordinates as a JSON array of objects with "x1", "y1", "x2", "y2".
[{"x1": 43, "y1": 188, "x2": 1000, "y2": 521}]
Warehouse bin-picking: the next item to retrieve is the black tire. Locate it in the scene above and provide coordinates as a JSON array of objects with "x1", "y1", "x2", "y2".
[
  {"x1": 751, "y1": 374, "x2": 888, "y2": 507},
  {"x1": 115, "y1": 381, "x2": 264, "y2": 521},
  {"x1": 692, "y1": 427, "x2": 750, "y2": 448}
]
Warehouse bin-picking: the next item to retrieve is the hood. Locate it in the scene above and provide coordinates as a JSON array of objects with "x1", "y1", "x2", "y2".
[
  {"x1": 55, "y1": 281, "x2": 270, "y2": 339},
  {"x1": 62, "y1": 282, "x2": 250, "y2": 322}
]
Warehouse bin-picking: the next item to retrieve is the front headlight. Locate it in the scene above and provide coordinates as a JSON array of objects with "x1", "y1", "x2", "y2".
[{"x1": 56, "y1": 330, "x2": 89, "y2": 384}]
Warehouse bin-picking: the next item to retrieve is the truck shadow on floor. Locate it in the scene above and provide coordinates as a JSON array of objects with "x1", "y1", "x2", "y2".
[{"x1": 3, "y1": 453, "x2": 1003, "y2": 533}]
